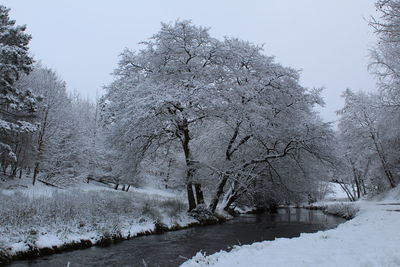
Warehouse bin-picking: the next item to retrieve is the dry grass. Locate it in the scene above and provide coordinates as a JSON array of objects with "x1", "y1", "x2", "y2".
[{"x1": 0, "y1": 188, "x2": 188, "y2": 247}]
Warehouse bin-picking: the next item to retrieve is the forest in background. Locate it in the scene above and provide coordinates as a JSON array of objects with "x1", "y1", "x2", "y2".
[{"x1": 1, "y1": 0, "x2": 399, "y2": 213}]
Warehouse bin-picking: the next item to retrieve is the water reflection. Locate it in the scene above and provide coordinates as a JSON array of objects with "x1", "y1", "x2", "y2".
[{"x1": 7, "y1": 209, "x2": 345, "y2": 267}]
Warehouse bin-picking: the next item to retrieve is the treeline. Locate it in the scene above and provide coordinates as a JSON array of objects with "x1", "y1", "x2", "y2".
[
  {"x1": 0, "y1": 6, "x2": 96, "y2": 186},
  {"x1": 1, "y1": 64, "x2": 97, "y2": 186},
  {"x1": 335, "y1": 0, "x2": 400, "y2": 200},
  {"x1": 1, "y1": 1, "x2": 399, "y2": 212}
]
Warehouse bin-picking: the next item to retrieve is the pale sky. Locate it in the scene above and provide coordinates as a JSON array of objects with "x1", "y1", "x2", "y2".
[{"x1": 3, "y1": 0, "x2": 378, "y2": 123}]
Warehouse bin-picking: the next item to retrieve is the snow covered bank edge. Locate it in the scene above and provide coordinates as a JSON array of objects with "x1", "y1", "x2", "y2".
[{"x1": 0, "y1": 216, "x2": 231, "y2": 265}]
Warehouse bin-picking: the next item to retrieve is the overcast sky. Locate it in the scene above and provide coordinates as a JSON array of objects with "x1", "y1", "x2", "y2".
[{"x1": 3, "y1": 0, "x2": 378, "y2": 123}]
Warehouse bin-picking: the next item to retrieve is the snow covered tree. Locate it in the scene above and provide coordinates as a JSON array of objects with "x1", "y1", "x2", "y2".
[
  {"x1": 370, "y1": 0, "x2": 400, "y2": 107},
  {"x1": 197, "y1": 38, "x2": 335, "y2": 211},
  {"x1": 335, "y1": 1, "x2": 400, "y2": 196},
  {"x1": 338, "y1": 89, "x2": 398, "y2": 190},
  {"x1": 43, "y1": 91, "x2": 96, "y2": 186},
  {"x1": 104, "y1": 20, "x2": 337, "y2": 212},
  {"x1": 15, "y1": 65, "x2": 75, "y2": 184},
  {"x1": 366, "y1": 0, "x2": 400, "y2": 191},
  {"x1": 0, "y1": 5, "x2": 38, "y2": 175},
  {"x1": 16, "y1": 65, "x2": 97, "y2": 186},
  {"x1": 347, "y1": 1, "x2": 400, "y2": 192},
  {"x1": 103, "y1": 20, "x2": 223, "y2": 210}
]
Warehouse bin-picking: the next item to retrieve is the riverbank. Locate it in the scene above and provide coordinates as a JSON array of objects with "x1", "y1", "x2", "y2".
[
  {"x1": 300, "y1": 201, "x2": 359, "y2": 219},
  {"x1": 182, "y1": 187, "x2": 400, "y2": 267},
  {"x1": 0, "y1": 182, "x2": 228, "y2": 265},
  {"x1": 5, "y1": 208, "x2": 344, "y2": 267}
]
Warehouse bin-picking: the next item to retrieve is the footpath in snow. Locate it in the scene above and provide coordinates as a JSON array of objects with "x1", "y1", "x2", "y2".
[{"x1": 182, "y1": 189, "x2": 400, "y2": 267}]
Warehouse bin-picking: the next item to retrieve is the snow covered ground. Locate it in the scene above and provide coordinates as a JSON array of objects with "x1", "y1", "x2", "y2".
[
  {"x1": 0, "y1": 180, "x2": 196, "y2": 263},
  {"x1": 182, "y1": 187, "x2": 400, "y2": 267},
  {"x1": 324, "y1": 182, "x2": 349, "y2": 201}
]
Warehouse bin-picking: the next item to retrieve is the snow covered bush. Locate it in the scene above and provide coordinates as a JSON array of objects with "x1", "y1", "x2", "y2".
[{"x1": 324, "y1": 203, "x2": 359, "y2": 219}]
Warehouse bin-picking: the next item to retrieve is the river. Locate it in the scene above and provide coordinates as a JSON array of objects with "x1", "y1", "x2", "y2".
[{"x1": 7, "y1": 208, "x2": 345, "y2": 267}]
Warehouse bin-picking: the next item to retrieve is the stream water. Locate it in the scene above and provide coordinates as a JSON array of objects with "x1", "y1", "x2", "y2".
[{"x1": 7, "y1": 208, "x2": 345, "y2": 267}]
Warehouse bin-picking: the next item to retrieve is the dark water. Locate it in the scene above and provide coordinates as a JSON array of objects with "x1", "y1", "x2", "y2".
[{"x1": 8, "y1": 208, "x2": 344, "y2": 267}]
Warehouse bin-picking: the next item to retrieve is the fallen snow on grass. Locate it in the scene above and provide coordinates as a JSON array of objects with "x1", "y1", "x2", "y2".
[
  {"x1": 0, "y1": 183, "x2": 196, "y2": 261},
  {"x1": 303, "y1": 201, "x2": 359, "y2": 219},
  {"x1": 130, "y1": 187, "x2": 182, "y2": 199},
  {"x1": 182, "y1": 190, "x2": 400, "y2": 267}
]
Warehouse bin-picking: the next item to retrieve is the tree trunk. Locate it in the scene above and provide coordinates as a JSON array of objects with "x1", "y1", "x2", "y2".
[
  {"x1": 194, "y1": 183, "x2": 204, "y2": 205},
  {"x1": 208, "y1": 124, "x2": 251, "y2": 213},
  {"x1": 114, "y1": 184, "x2": 119, "y2": 190},
  {"x1": 223, "y1": 193, "x2": 237, "y2": 211},
  {"x1": 32, "y1": 163, "x2": 39, "y2": 185},
  {"x1": 33, "y1": 109, "x2": 49, "y2": 186},
  {"x1": 209, "y1": 174, "x2": 229, "y2": 212},
  {"x1": 371, "y1": 133, "x2": 396, "y2": 188},
  {"x1": 126, "y1": 185, "x2": 130, "y2": 192},
  {"x1": 350, "y1": 161, "x2": 361, "y2": 198},
  {"x1": 2, "y1": 162, "x2": 7, "y2": 175},
  {"x1": 164, "y1": 158, "x2": 172, "y2": 188},
  {"x1": 186, "y1": 182, "x2": 196, "y2": 211},
  {"x1": 222, "y1": 180, "x2": 239, "y2": 211},
  {"x1": 179, "y1": 118, "x2": 198, "y2": 211},
  {"x1": 354, "y1": 175, "x2": 361, "y2": 199},
  {"x1": 336, "y1": 181, "x2": 355, "y2": 201},
  {"x1": 10, "y1": 142, "x2": 21, "y2": 178},
  {"x1": 11, "y1": 165, "x2": 18, "y2": 178},
  {"x1": 361, "y1": 179, "x2": 367, "y2": 195}
]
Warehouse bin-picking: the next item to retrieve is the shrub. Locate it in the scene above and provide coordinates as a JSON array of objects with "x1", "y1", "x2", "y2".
[
  {"x1": 0, "y1": 188, "x2": 187, "y2": 248},
  {"x1": 325, "y1": 203, "x2": 359, "y2": 219}
]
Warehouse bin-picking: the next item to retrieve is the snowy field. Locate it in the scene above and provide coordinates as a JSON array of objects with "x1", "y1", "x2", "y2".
[
  {"x1": 182, "y1": 187, "x2": 400, "y2": 267},
  {"x1": 0, "y1": 180, "x2": 195, "y2": 261}
]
